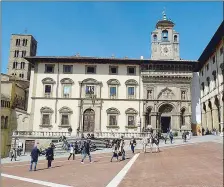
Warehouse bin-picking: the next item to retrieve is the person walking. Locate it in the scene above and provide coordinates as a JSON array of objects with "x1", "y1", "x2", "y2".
[
  {"x1": 110, "y1": 140, "x2": 119, "y2": 162},
  {"x1": 30, "y1": 146, "x2": 40, "y2": 171},
  {"x1": 10, "y1": 148, "x2": 17, "y2": 161},
  {"x1": 130, "y1": 136, "x2": 137, "y2": 154},
  {"x1": 119, "y1": 137, "x2": 125, "y2": 161},
  {"x1": 46, "y1": 143, "x2": 54, "y2": 168},
  {"x1": 68, "y1": 144, "x2": 75, "y2": 160},
  {"x1": 81, "y1": 140, "x2": 92, "y2": 164}
]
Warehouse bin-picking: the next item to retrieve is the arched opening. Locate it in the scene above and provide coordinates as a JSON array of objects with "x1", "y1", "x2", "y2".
[
  {"x1": 83, "y1": 109, "x2": 95, "y2": 132},
  {"x1": 162, "y1": 30, "x2": 168, "y2": 41},
  {"x1": 1, "y1": 116, "x2": 5, "y2": 129},
  {"x1": 153, "y1": 34, "x2": 157, "y2": 41},
  {"x1": 180, "y1": 108, "x2": 186, "y2": 127},
  {"x1": 158, "y1": 103, "x2": 174, "y2": 133},
  {"x1": 4, "y1": 116, "x2": 8, "y2": 129},
  {"x1": 174, "y1": 35, "x2": 178, "y2": 42}
]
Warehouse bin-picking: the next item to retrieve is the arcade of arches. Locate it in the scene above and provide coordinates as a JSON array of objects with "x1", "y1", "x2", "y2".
[{"x1": 201, "y1": 95, "x2": 224, "y2": 132}]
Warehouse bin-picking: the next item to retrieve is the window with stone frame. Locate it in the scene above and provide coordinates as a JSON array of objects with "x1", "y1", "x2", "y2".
[
  {"x1": 107, "y1": 79, "x2": 120, "y2": 99},
  {"x1": 109, "y1": 66, "x2": 118, "y2": 75},
  {"x1": 16, "y1": 39, "x2": 20, "y2": 46},
  {"x1": 106, "y1": 108, "x2": 120, "y2": 127},
  {"x1": 212, "y1": 71, "x2": 217, "y2": 89},
  {"x1": 125, "y1": 108, "x2": 138, "y2": 127},
  {"x1": 125, "y1": 79, "x2": 138, "y2": 99},
  {"x1": 86, "y1": 65, "x2": 96, "y2": 74},
  {"x1": 59, "y1": 107, "x2": 73, "y2": 127},
  {"x1": 21, "y1": 50, "x2": 26, "y2": 57},
  {"x1": 42, "y1": 78, "x2": 56, "y2": 98},
  {"x1": 60, "y1": 78, "x2": 74, "y2": 98},
  {"x1": 63, "y1": 65, "x2": 73, "y2": 74},
  {"x1": 14, "y1": 50, "x2": 19, "y2": 57},
  {"x1": 40, "y1": 107, "x2": 53, "y2": 127},
  {"x1": 181, "y1": 90, "x2": 187, "y2": 100},
  {"x1": 127, "y1": 66, "x2": 136, "y2": 75},
  {"x1": 45, "y1": 64, "x2": 55, "y2": 73},
  {"x1": 85, "y1": 85, "x2": 95, "y2": 97},
  {"x1": 201, "y1": 82, "x2": 205, "y2": 95},
  {"x1": 206, "y1": 77, "x2": 210, "y2": 93}
]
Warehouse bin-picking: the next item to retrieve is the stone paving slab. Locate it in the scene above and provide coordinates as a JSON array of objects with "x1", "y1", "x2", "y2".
[
  {"x1": 2, "y1": 178, "x2": 44, "y2": 187},
  {"x1": 118, "y1": 142, "x2": 223, "y2": 187},
  {"x1": 2, "y1": 152, "x2": 132, "y2": 187}
]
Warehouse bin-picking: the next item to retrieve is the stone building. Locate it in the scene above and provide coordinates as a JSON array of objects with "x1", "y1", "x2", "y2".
[
  {"x1": 1, "y1": 73, "x2": 30, "y2": 157},
  {"x1": 23, "y1": 12, "x2": 197, "y2": 138},
  {"x1": 197, "y1": 21, "x2": 224, "y2": 135},
  {"x1": 7, "y1": 34, "x2": 37, "y2": 80}
]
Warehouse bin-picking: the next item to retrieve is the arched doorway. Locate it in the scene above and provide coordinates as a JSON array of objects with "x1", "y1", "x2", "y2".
[
  {"x1": 158, "y1": 104, "x2": 173, "y2": 133},
  {"x1": 83, "y1": 109, "x2": 95, "y2": 132}
]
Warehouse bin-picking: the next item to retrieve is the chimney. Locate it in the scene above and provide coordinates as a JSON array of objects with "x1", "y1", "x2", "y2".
[{"x1": 140, "y1": 56, "x2": 144, "y2": 60}]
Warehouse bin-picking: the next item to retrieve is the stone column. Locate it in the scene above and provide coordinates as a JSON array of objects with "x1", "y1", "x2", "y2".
[
  {"x1": 220, "y1": 102, "x2": 223, "y2": 134},
  {"x1": 201, "y1": 111, "x2": 207, "y2": 130},
  {"x1": 184, "y1": 114, "x2": 191, "y2": 130},
  {"x1": 211, "y1": 108, "x2": 219, "y2": 130},
  {"x1": 206, "y1": 109, "x2": 212, "y2": 131},
  {"x1": 150, "y1": 112, "x2": 157, "y2": 130}
]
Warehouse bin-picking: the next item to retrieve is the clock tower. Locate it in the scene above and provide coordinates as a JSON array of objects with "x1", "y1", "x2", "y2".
[{"x1": 151, "y1": 11, "x2": 180, "y2": 60}]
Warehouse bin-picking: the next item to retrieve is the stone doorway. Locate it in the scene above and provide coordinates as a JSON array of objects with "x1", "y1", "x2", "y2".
[
  {"x1": 161, "y1": 116, "x2": 171, "y2": 133},
  {"x1": 83, "y1": 109, "x2": 95, "y2": 132}
]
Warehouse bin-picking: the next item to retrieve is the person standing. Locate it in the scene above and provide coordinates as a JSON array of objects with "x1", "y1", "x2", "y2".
[
  {"x1": 130, "y1": 136, "x2": 136, "y2": 154},
  {"x1": 46, "y1": 143, "x2": 54, "y2": 168},
  {"x1": 10, "y1": 148, "x2": 17, "y2": 161},
  {"x1": 169, "y1": 129, "x2": 174, "y2": 144},
  {"x1": 68, "y1": 144, "x2": 75, "y2": 160},
  {"x1": 81, "y1": 140, "x2": 92, "y2": 164},
  {"x1": 30, "y1": 146, "x2": 40, "y2": 171},
  {"x1": 110, "y1": 140, "x2": 119, "y2": 162}
]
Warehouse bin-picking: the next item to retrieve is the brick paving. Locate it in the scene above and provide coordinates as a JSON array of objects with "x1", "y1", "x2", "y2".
[
  {"x1": 119, "y1": 142, "x2": 223, "y2": 187},
  {"x1": 1, "y1": 141, "x2": 223, "y2": 187},
  {"x1": 1, "y1": 152, "x2": 132, "y2": 187}
]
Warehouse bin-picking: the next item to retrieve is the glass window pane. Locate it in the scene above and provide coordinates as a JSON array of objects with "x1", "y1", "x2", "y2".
[
  {"x1": 109, "y1": 115, "x2": 117, "y2": 126},
  {"x1": 42, "y1": 114, "x2": 50, "y2": 125},
  {"x1": 110, "y1": 87, "x2": 116, "y2": 96},
  {"x1": 128, "y1": 116, "x2": 134, "y2": 126},
  {"x1": 128, "y1": 87, "x2": 134, "y2": 95},
  {"x1": 45, "y1": 85, "x2": 51, "y2": 93},
  {"x1": 62, "y1": 115, "x2": 69, "y2": 125}
]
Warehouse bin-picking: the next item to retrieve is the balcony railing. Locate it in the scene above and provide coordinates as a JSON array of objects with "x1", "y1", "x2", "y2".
[{"x1": 12, "y1": 131, "x2": 71, "y2": 138}]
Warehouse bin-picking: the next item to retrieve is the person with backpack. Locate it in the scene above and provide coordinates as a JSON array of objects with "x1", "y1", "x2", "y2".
[
  {"x1": 81, "y1": 140, "x2": 92, "y2": 164},
  {"x1": 30, "y1": 145, "x2": 41, "y2": 171},
  {"x1": 46, "y1": 143, "x2": 54, "y2": 168},
  {"x1": 130, "y1": 136, "x2": 137, "y2": 154},
  {"x1": 68, "y1": 143, "x2": 75, "y2": 160}
]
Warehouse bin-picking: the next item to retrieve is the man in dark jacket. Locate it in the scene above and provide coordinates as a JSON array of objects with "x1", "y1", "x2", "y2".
[
  {"x1": 46, "y1": 143, "x2": 54, "y2": 168},
  {"x1": 30, "y1": 146, "x2": 40, "y2": 171},
  {"x1": 81, "y1": 140, "x2": 92, "y2": 164}
]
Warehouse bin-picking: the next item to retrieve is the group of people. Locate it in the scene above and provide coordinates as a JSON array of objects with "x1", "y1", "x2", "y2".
[{"x1": 29, "y1": 143, "x2": 55, "y2": 171}]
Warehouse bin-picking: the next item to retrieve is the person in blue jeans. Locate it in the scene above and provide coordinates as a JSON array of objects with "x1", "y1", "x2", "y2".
[
  {"x1": 81, "y1": 140, "x2": 92, "y2": 164},
  {"x1": 30, "y1": 146, "x2": 40, "y2": 171}
]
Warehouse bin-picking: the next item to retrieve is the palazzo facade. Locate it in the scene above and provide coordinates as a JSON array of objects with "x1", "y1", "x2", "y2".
[{"x1": 24, "y1": 13, "x2": 197, "y2": 136}]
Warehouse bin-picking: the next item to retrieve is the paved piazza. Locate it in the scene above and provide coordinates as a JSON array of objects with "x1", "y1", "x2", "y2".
[{"x1": 1, "y1": 137, "x2": 223, "y2": 187}]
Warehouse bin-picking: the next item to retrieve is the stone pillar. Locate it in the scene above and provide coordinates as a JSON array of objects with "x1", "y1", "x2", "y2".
[
  {"x1": 206, "y1": 109, "x2": 212, "y2": 131},
  {"x1": 201, "y1": 111, "x2": 207, "y2": 130},
  {"x1": 171, "y1": 114, "x2": 179, "y2": 130},
  {"x1": 150, "y1": 112, "x2": 157, "y2": 130},
  {"x1": 212, "y1": 108, "x2": 219, "y2": 130},
  {"x1": 220, "y1": 103, "x2": 223, "y2": 134},
  {"x1": 184, "y1": 114, "x2": 191, "y2": 130}
]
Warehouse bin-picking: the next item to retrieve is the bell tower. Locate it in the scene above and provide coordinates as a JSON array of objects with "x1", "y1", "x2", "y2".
[{"x1": 151, "y1": 11, "x2": 180, "y2": 60}]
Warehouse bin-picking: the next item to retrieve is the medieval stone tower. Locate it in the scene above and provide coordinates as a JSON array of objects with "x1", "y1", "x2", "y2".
[
  {"x1": 151, "y1": 11, "x2": 180, "y2": 60},
  {"x1": 7, "y1": 34, "x2": 37, "y2": 80}
]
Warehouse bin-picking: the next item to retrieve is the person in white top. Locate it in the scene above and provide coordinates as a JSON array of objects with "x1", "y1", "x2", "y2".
[{"x1": 68, "y1": 144, "x2": 75, "y2": 160}]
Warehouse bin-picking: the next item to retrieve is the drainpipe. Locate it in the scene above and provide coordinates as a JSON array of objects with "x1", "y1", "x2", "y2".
[{"x1": 55, "y1": 62, "x2": 59, "y2": 123}]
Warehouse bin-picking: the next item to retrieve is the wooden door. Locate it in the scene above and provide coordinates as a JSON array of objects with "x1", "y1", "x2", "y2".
[
  {"x1": 83, "y1": 109, "x2": 95, "y2": 132},
  {"x1": 25, "y1": 140, "x2": 35, "y2": 153}
]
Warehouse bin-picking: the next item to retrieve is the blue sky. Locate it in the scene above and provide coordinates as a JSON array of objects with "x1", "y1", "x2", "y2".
[{"x1": 1, "y1": 2, "x2": 223, "y2": 73}]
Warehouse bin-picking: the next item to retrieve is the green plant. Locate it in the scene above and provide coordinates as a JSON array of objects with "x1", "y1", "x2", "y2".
[{"x1": 173, "y1": 131, "x2": 178, "y2": 137}]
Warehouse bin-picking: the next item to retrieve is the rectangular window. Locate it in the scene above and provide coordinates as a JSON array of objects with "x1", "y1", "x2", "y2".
[
  {"x1": 109, "y1": 115, "x2": 117, "y2": 126},
  {"x1": 206, "y1": 64, "x2": 209, "y2": 71},
  {"x1": 42, "y1": 114, "x2": 50, "y2": 125},
  {"x1": 128, "y1": 116, "x2": 135, "y2": 126},
  {"x1": 61, "y1": 114, "x2": 69, "y2": 125},
  {"x1": 44, "y1": 85, "x2": 52, "y2": 97},
  {"x1": 109, "y1": 66, "x2": 118, "y2": 74},
  {"x1": 63, "y1": 85, "x2": 71, "y2": 98},
  {"x1": 128, "y1": 87, "x2": 135, "y2": 99},
  {"x1": 45, "y1": 64, "x2": 54, "y2": 73},
  {"x1": 16, "y1": 39, "x2": 20, "y2": 46},
  {"x1": 86, "y1": 66, "x2": 96, "y2": 74},
  {"x1": 86, "y1": 86, "x2": 95, "y2": 95},
  {"x1": 63, "y1": 65, "x2": 73, "y2": 74},
  {"x1": 212, "y1": 56, "x2": 215, "y2": 64},
  {"x1": 22, "y1": 50, "x2": 26, "y2": 57},
  {"x1": 110, "y1": 87, "x2": 117, "y2": 98},
  {"x1": 127, "y1": 66, "x2": 136, "y2": 75},
  {"x1": 220, "y1": 46, "x2": 223, "y2": 56},
  {"x1": 14, "y1": 50, "x2": 19, "y2": 57}
]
